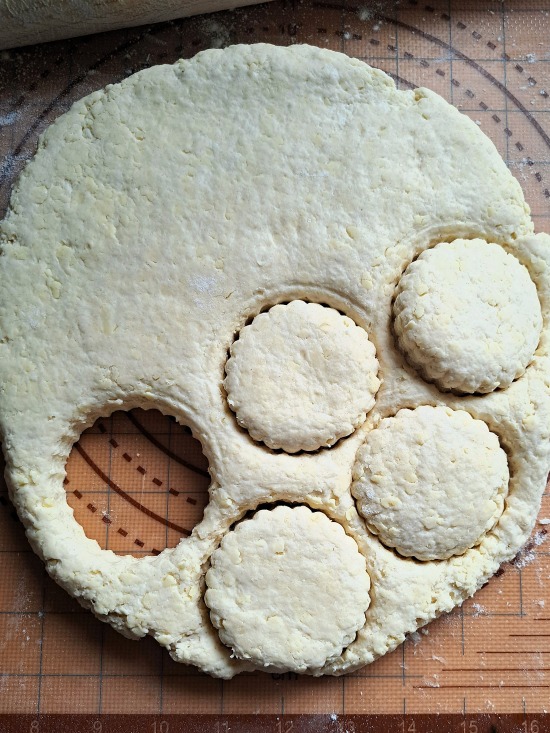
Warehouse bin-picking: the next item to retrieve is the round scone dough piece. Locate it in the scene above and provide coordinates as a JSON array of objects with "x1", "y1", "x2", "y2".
[
  {"x1": 352, "y1": 406, "x2": 509, "y2": 561},
  {"x1": 393, "y1": 239, "x2": 542, "y2": 394},
  {"x1": 224, "y1": 301, "x2": 380, "y2": 452},
  {"x1": 205, "y1": 505, "x2": 371, "y2": 672}
]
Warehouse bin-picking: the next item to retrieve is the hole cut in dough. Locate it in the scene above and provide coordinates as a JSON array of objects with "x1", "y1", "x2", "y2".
[
  {"x1": 393, "y1": 238, "x2": 542, "y2": 394},
  {"x1": 224, "y1": 300, "x2": 380, "y2": 453},
  {"x1": 65, "y1": 409, "x2": 210, "y2": 557},
  {"x1": 351, "y1": 405, "x2": 509, "y2": 561},
  {"x1": 204, "y1": 504, "x2": 371, "y2": 673}
]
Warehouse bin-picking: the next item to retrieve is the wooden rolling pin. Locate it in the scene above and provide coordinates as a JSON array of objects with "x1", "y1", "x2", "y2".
[{"x1": 0, "y1": 0, "x2": 270, "y2": 50}]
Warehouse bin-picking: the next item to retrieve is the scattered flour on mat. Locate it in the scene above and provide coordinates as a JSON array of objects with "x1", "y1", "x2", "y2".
[
  {"x1": 406, "y1": 627, "x2": 429, "y2": 645},
  {"x1": 516, "y1": 549, "x2": 537, "y2": 569},
  {"x1": 0, "y1": 152, "x2": 32, "y2": 186},
  {"x1": 200, "y1": 19, "x2": 231, "y2": 49},
  {"x1": 472, "y1": 602, "x2": 487, "y2": 617},
  {"x1": 422, "y1": 674, "x2": 440, "y2": 688},
  {"x1": 102, "y1": 510, "x2": 116, "y2": 524},
  {"x1": 514, "y1": 529, "x2": 547, "y2": 568},
  {"x1": 0, "y1": 111, "x2": 18, "y2": 126},
  {"x1": 358, "y1": 1, "x2": 399, "y2": 22}
]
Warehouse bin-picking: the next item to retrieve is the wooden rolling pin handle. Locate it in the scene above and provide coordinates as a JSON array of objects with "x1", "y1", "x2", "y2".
[{"x1": 0, "y1": 0, "x2": 268, "y2": 50}]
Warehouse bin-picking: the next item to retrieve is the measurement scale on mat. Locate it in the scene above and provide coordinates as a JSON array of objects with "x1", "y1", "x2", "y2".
[{"x1": 0, "y1": 713, "x2": 548, "y2": 732}]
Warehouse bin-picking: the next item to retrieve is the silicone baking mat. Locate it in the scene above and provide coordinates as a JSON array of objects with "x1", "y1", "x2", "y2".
[{"x1": 1, "y1": 0, "x2": 550, "y2": 728}]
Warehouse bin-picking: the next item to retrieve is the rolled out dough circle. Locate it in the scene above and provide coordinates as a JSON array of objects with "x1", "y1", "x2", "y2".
[{"x1": 1, "y1": 43, "x2": 549, "y2": 678}]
